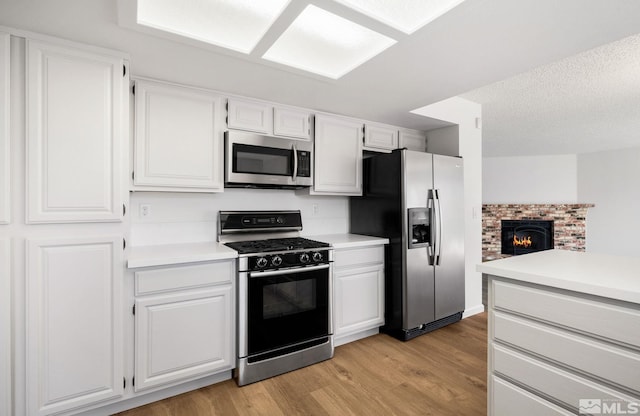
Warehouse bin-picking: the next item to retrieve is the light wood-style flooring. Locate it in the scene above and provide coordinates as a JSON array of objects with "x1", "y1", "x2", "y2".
[{"x1": 116, "y1": 313, "x2": 487, "y2": 416}]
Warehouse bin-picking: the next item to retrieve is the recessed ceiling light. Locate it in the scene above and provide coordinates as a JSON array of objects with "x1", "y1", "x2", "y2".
[
  {"x1": 334, "y1": 0, "x2": 467, "y2": 34},
  {"x1": 136, "y1": 0, "x2": 291, "y2": 54},
  {"x1": 262, "y1": 5, "x2": 396, "y2": 79}
]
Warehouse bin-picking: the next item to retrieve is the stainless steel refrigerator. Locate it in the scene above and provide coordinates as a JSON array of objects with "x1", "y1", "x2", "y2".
[{"x1": 350, "y1": 149, "x2": 465, "y2": 341}]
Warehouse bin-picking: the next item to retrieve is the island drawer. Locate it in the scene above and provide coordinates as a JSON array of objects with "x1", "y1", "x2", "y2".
[
  {"x1": 491, "y1": 343, "x2": 637, "y2": 411},
  {"x1": 333, "y1": 245, "x2": 384, "y2": 269},
  {"x1": 490, "y1": 375, "x2": 573, "y2": 416},
  {"x1": 135, "y1": 261, "x2": 234, "y2": 295},
  {"x1": 492, "y1": 311, "x2": 640, "y2": 395},
  {"x1": 492, "y1": 279, "x2": 640, "y2": 348}
]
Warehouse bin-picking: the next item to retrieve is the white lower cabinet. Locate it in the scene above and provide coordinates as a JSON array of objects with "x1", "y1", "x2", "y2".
[
  {"x1": 26, "y1": 237, "x2": 124, "y2": 416},
  {"x1": 133, "y1": 260, "x2": 235, "y2": 392},
  {"x1": 487, "y1": 277, "x2": 640, "y2": 415},
  {"x1": 333, "y1": 245, "x2": 385, "y2": 345}
]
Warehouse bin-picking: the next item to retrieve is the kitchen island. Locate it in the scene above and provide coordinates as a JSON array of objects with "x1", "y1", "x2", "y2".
[{"x1": 477, "y1": 250, "x2": 640, "y2": 415}]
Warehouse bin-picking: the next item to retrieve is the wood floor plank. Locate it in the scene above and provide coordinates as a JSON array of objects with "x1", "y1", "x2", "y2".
[{"x1": 115, "y1": 313, "x2": 487, "y2": 416}]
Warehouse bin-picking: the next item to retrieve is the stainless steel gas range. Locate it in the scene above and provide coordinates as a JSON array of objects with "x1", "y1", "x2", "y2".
[{"x1": 219, "y1": 210, "x2": 334, "y2": 386}]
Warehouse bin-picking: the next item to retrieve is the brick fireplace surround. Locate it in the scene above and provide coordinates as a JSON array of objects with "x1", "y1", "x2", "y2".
[{"x1": 482, "y1": 204, "x2": 595, "y2": 262}]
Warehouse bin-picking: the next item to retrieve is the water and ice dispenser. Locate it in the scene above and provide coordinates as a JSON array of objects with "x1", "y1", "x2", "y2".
[{"x1": 408, "y1": 208, "x2": 430, "y2": 249}]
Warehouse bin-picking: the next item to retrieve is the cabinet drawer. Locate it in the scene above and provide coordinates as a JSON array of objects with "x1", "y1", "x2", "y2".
[
  {"x1": 492, "y1": 343, "x2": 637, "y2": 411},
  {"x1": 135, "y1": 261, "x2": 234, "y2": 295},
  {"x1": 491, "y1": 375, "x2": 573, "y2": 416},
  {"x1": 493, "y1": 311, "x2": 640, "y2": 394},
  {"x1": 334, "y1": 246, "x2": 384, "y2": 268},
  {"x1": 493, "y1": 279, "x2": 640, "y2": 348}
]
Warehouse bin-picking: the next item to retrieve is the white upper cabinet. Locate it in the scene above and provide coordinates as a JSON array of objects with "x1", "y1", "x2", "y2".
[
  {"x1": 227, "y1": 97, "x2": 272, "y2": 134},
  {"x1": 398, "y1": 129, "x2": 427, "y2": 152},
  {"x1": 26, "y1": 40, "x2": 125, "y2": 223},
  {"x1": 227, "y1": 97, "x2": 312, "y2": 140},
  {"x1": 133, "y1": 79, "x2": 224, "y2": 192},
  {"x1": 26, "y1": 236, "x2": 124, "y2": 415},
  {"x1": 0, "y1": 33, "x2": 9, "y2": 224},
  {"x1": 273, "y1": 106, "x2": 312, "y2": 140},
  {"x1": 364, "y1": 123, "x2": 398, "y2": 152},
  {"x1": 313, "y1": 114, "x2": 363, "y2": 196}
]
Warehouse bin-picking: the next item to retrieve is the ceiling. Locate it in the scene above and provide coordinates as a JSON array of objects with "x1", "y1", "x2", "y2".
[{"x1": 1, "y1": 0, "x2": 640, "y2": 157}]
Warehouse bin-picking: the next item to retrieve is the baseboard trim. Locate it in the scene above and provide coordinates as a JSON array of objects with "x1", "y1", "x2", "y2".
[{"x1": 463, "y1": 304, "x2": 485, "y2": 318}]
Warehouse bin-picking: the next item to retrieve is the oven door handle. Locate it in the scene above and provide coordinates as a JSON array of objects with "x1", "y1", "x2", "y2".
[{"x1": 249, "y1": 263, "x2": 330, "y2": 278}]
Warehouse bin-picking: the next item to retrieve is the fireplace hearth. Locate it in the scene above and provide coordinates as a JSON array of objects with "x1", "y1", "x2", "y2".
[{"x1": 501, "y1": 220, "x2": 554, "y2": 255}]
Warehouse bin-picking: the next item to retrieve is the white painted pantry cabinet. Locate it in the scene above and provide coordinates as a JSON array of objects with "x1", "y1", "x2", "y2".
[{"x1": 19, "y1": 34, "x2": 130, "y2": 416}]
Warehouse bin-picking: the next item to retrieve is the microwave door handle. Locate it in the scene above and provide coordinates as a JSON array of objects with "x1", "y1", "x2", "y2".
[{"x1": 292, "y1": 144, "x2": 298, "y2": 181}]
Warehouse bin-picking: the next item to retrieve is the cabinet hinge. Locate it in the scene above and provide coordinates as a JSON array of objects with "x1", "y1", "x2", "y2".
[
  {"x1": 123, "y1": 238, "x2": 126, "y2": 250},
  {"x1": 123, "y1": 65, "x2": 126, "y2": 77},
  {"x1": 132, "y1": 304, "x2": 136, "y2": 315},
  {"x1": 132, "y1": 171, "x2": 135, "y2": 180},
  {"x1": 123, "y1": 377, "x2": 126, "y2": 389},
  {"x1": 123, "y1": 204, "x2": 126, "y2": 217},
  {"x1": 225, "y1": 101, "x2": 228, "y2": 111},
  {"x1": 225, "y1": 116, "x2": 228, "y2": 125},
  {"x1": 132, "y1": 84, "x2": 135, "y2": 95},
  {"x1": 133, "y1": 376, "x2": 135, "y2": 387}
]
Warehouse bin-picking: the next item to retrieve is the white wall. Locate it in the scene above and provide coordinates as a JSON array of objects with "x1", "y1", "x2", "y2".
[
  {"x1": 578, "y1": 147, "x2": 640, "y2": 257},
  {"x1": 130, "y1": 189, "x2": 349, "y2": 246},
  {"x1": 483, "y1": 154, "x2": 577, "y2": 203}
]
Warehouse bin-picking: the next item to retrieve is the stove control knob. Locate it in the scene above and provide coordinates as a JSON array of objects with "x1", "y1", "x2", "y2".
[
  {"x1": 256, "y1": 257, "x2": 268, "y2": 269},
  {"x1": 271, "y1": 255, "x2": 283, "y2": 267},
  {"x1": 299, "y1": 253, "x2": 310, "y2": 264},
  {"x1": 312, "y1": 252, "x2": 323, "y2": 262}
]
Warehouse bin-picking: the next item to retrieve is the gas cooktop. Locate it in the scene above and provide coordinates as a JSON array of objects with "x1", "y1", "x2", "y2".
[{"x1": 224, "y1": 237, "x2": 330, "y2": 255}]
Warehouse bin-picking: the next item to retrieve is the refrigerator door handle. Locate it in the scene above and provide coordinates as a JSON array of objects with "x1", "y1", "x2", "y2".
[
  {"x1": 433, "y1": 189, "x2": 442, "y2": 265},
  {"x1": 427, "y1": 190, "x2": 436, "y2": 265}
]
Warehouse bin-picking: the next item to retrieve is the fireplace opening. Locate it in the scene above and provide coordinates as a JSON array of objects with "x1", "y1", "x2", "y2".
[{"x1": 501, "y1": 220, "x2": 554, "y2": 255}]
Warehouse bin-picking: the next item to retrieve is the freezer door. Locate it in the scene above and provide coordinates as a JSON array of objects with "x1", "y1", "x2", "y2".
[
  {"x1": 433, "y1": 154, "x2": 465, "y2": 320},
  {"x1": 403, "y1": 151, "x2": 435, "y2": 328}
]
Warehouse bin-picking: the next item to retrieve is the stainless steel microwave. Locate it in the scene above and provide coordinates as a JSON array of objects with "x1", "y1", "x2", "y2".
[{"x1": 225, "y1": 131, "x2": 313, "y2": 188}]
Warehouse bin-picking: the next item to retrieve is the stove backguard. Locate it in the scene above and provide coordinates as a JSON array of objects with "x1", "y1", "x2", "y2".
[{"x1": 501, "y1": 220, "x2": 554, "y2": 255}]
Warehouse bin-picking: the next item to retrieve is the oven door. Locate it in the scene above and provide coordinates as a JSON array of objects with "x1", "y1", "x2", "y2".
[
  {"x1": 225, "y1": 131, "x2": 312, "y2": 187},
  {"x1": 242, "y1": 264, "x2": 331, "y2": 362}
]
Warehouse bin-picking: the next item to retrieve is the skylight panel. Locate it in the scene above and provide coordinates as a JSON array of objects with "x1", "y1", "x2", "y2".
[
  {"x1": 334, "y1": 0, "x2": 467, "y2": 34},
  {"x1": 262, "y1": 5, "x2": 396, "y2": 79},
  {"x1": 136, "y1": 0, "x2": 291, "y2": 54}
]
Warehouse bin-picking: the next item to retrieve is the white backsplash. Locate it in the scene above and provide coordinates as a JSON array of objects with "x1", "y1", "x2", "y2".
[{"x1": 130, "y1": 188, "x2": 350, "y2": 246}]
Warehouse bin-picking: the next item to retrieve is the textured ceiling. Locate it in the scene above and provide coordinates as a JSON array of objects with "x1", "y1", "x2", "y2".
[{"x1": 461, "y1": 33, "x2": 640, "y2": 157}]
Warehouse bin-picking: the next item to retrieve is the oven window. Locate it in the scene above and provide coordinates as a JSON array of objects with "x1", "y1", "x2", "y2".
[
  {"x1": 263, "y1": 280, "x2": 316, "y2": 320},
  {"x1": 233, "y1": 143, "x2": 292, "y2": 176},
  {"x1": 248, "y1": 268, "x2": 329, "y2": 356}
]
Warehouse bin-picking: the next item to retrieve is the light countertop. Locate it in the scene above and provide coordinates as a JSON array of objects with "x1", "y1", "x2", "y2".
[
  {"x1": 128, "y1": 242, "x2": 237, "y2": 268},
  {"x1": 128, "y1": 234, "x2": 388, "y2": 268},
  {"x1": 477, "y1": 249, "x2": 640, "y2": 304},
  {"x1": 307, "y1": 233, "x2": 389, "y2": 249}
]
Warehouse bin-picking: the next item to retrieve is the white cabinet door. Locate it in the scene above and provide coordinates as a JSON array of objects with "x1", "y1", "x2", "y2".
[
  {"x1": 227, "y1": 97, "x2": 272, "y2": 134},
  {"x1": 313, "y1": 115, "x2": 363, "y2": 195},
  {"x1": 398, "y1": 130, "x2": 426, "y2": 152},
  {"x1": 26, "y1": 236, "x2": 123, "y2": 416},
  {"x1": 364, "y1": 123, "x2": 398, "y2": 151},
  {"x1": 134, "y1": 79, "x2": 224, "y2": 191},
  {"x1": 0, "y1": 239, "x2": 10, "y2": 416},
  {"x1": 26, "y1": 40, "x2": 125, "y2": 223},
  {"x1": 134, "y1": 285, "x2": 234, "y2": 391},
  {"x1": 334, "y1": 264, "x2": 384, "y2": 338},
  {"x1": 273, "y1": 107, "x2": 311, "y2": 140},
  {"x1": 0, "y1": 33, "x2": 9, "y2": 224}
]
